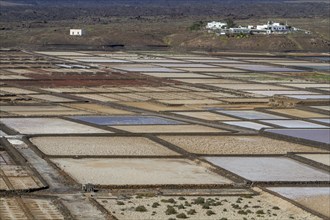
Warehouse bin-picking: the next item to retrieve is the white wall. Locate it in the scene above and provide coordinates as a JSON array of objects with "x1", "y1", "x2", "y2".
[
  {"x1": 206, "y1": 22, "x2": 227, "y2": 29},
  {"x1": 70, "y1": 29, "x2": 83, "y2": 36}
]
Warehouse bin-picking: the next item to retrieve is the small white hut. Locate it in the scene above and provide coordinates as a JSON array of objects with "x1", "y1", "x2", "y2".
[{"x1": 70, "y1": 29, "x2": 84, "y2": 36}]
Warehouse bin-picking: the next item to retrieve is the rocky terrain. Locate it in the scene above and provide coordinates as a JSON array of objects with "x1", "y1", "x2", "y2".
[{"x1": 0, "y1": 0, "x2": 329, "y2": 51}]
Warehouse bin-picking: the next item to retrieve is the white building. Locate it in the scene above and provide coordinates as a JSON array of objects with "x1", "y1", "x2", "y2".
[
  {"x1": 229, "y1": 28, "x2": 251, "y2": 34},
  {"x1": 206, "y1": 21, "x2": 227, "y2": 30},
  {"x1": 256, "y1": 21, "x2": 288, "y2": 33},
  {"x1": 70, "y1": 29, "x2": 84, "y2": 36}
]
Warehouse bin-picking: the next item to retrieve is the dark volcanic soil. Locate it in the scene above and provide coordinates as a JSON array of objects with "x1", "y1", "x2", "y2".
[{"x1": 0, "y1": 1, "x2": 329, "y2": 52}]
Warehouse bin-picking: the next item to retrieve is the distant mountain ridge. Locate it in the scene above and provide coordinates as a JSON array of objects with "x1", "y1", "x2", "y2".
[
  {"x1": 1, "y1": 0, "x2": 285, "y2": 7},
  {"x1": 1, "y1": 0, "x2": 329, "y2": 21}
]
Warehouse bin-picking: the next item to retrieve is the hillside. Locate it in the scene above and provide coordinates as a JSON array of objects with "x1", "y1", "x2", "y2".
[{"x1": 0, "y1": 0, "x2": 329, "y2": 51}]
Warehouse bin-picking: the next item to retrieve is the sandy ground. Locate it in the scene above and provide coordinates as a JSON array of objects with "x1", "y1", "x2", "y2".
[
  {"x1": 157, "y1": 63, "x2": 215, "y2": 68},
  {"x1": 268, "y1": 109, "x2": 329, "y2": 118},
  {"x1": 172, "y1": 111, "x2": 239, "y2": 121},
  {"x1": 195, "y1": 92, "x2": 238, "y2": 98},
  {"x1": 141, "y1": 72, "x2": 213, "y2": 78},
  {"x1": 175, "y1": 78, "x2": 244, "y2": 84},
  {"x1": 157, "y1": 99, "x2": 223, "y2": 105},
  {"x1": 0, "y1": 105, "x2": 92, "y2": 116},
  {"x1": 111, "y1": 125, "x2": 227, "y2": 133},
  {"x1": 41, "y1": 87, "x2": 92, "y2": 93},
  {"x1": 37, "y1": 51, "x2": 88, "y2": 56},
  {"x1": 204, "y1": 157, "x2": 330, "y2": 182},
  {"x1": 268, "y1": 187, "x2": 330, "y2": 218},
  {"x1": 296, "y1": 154, "x2": 330, "y2": 166},
  {"x1": 50, "y1": 158, "x2": 232, "y2": 185},
  {"x1": 0, "y1": 105, "x2": 86, "y2": 113},
  {"x1": 27, "y1": 94, "x2": 75, "y2": 102},
  {"x1": 30, "y1": 136, "x2": 179, "y2": 156},
  {"x1": 133, "y1": 92, "x2": 207, "y2": 100},
  {"x1": 0, "y1": 87, "x2": 37, "y2": 94},
  {"x1": 7, "y1": 110, "x2": 92, "y2": 116},
  {"x1": 120, "y1": 101, "x2": 192, "y2": 111},
  {"x1": 210, "y1": 83, "x2": 292, "y2": 90},
  {"x1": 158, "y1": 135, "x2": 327, "y2": 155},
  {"x1": 74, "y1": 93, "x2": 119, "y2": 102},
  {"x1": 246, "y1": 90, "x2": 317, "y2": 96},
  {"x1": 95, "y1": 187, "x2": 321, "y2": 220},
  {"x1": 6, "y1": 69, "x2": 36, "y2": 74},
  {"x1": 176, "y1": 67, "x2": 243, "y2": 72},
  {"x1": 0, "y1": 118, "x2": 110, "y2": 134},
  {"x1": 281, "y1": 83, "x2": 330, "y2": 89}
]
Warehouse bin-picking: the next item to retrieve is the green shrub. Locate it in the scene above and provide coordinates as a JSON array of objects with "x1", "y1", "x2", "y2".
[
  {"x1": 165, "y1": 206, "x2": 177, "y2": 215},
  {"x1": 194, "y1": 197, "x2": 205, "y2": 204},
  {"x1": 135, "y1": 206, "x2": 147, "y2": 212},
  {"x1": 177, "y1": 204, "x2": 185, "y2": 209},
  {"x1": 224, "y1": 18, "x2": 236, "y2": 28},
  {"x1": 152, "y1": 202, "x2": 160, "y2": 208},
  {"x1": 202, "y1": 203, "x2": 210, "y2": 209},
  {"x1": 231, "y1": 204, "x2": 241, "y2": 209},
  {"x1": 189, "y1": 21, "x2": 205, "y2": 31},
  {"x1": 206, "y1": 210, "x2": 215, "y2": 216},
  {"x1": 187, "y1": 209, "x2": 197, "y2": 215},
  {"x1": 214, "y1": 201, "x2": 222, "y2": 206},
  {"x1": 256, "y1": 210, "x2": 265, "y2": 215},
  {"x1": 136, "y1": 192, "x2": 156, "y2": 198},
  {"x1": 161, "y1": 198, "x2": 176, "y2": 204},
  {"x1": 116, "y1": 201, "x2": 125, "y2": 205},
  {"x1": 176, "y1": 213, "x2": 188, "y2": 219},
  {"x1": 184, "y1": 201, "x2": 191, "y2": 207},
  {"x1": 238, "y1": 210, "x2": 248, "y2": 215}
]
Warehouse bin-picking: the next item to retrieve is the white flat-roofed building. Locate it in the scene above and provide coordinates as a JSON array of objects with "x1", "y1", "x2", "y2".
[
  {"x1": 206, "y1": 21, "x2": 227, "y2": 30},
  {"x1": 229, "y1": 28, "x2": 251, "y2": 34},
  {"x1": 70, "y1": 29, "x2": 84, "y2": 36},
  {"x1": 256, "y1": 21, "x2": 288, "y2": 33},
  {"x1": 256, "y1": 24, "x2": 268, "y2": 30}
]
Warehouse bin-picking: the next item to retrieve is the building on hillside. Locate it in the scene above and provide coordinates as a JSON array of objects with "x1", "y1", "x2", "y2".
[
  {"x1": 229, "y1": 28, "x2": 251, "y2": 34},
  {"x1": 256, "y1": 21, "x2": 289, "y2": 34},
  {"x1": 207, "y1": 20, "x2": 306, "y2": 36},
  {"x1": 206, "y1": 21, "x2": 227, "y2": 30},
  {"x1": 70, "y1": 29, "x2": 84, "y2": 36}
]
